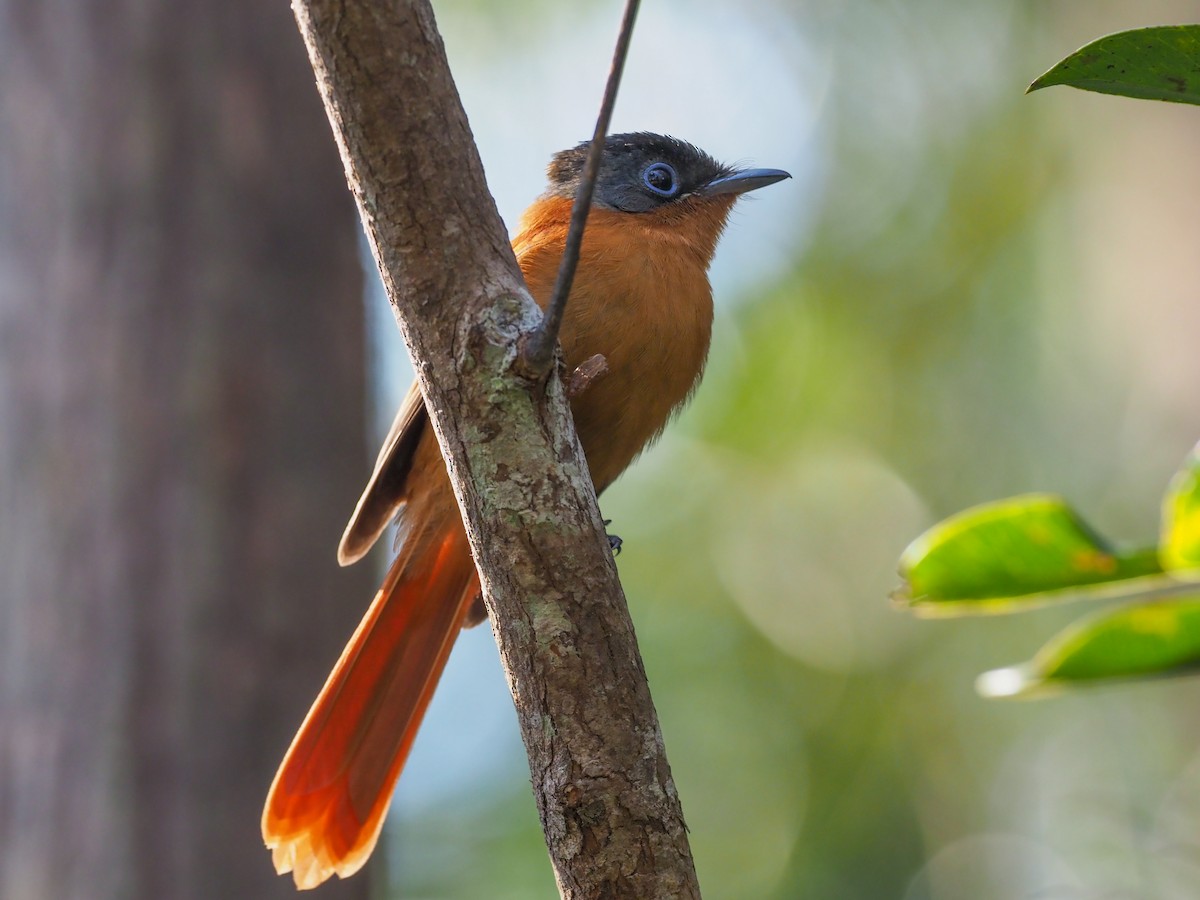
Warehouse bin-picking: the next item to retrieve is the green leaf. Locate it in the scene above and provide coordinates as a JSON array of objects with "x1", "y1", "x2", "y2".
[
  {"x1": 977, "y1": 597, "x2": 1200, "y2": 698},
  {"x1": 895, "y1": 494, "x2": 1163, "y2": 616},
  {"x1": 1029, "y1": 25, "x2": 1200, "y2": 105},
  {"x1": 1161, "y1": 443, "x2": 1200, "y2": 571}
]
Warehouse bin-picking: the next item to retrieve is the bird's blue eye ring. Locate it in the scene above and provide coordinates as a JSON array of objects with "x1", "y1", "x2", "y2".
[{"x1": 642, "y1": 162, "x2": 679, "y2": 198}]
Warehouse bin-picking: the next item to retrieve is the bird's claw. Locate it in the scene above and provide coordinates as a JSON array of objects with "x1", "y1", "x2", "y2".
[{"x1": 603, "y1": 519, "x2": 623, "y2": 556}]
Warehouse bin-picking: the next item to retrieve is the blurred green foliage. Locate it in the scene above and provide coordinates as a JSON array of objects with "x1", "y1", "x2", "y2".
[
  {"x1": 897, "y1": 494, "x2": 1163, "y2": 612},
  {"x1": 1030, "y1": 25, "x2": 1200, "y2": 105},
  {"x1": 978, "y1": 598, "x2": 1200, "y2": 699},
  {"x1": 388, "y1": 3, "x2": 1200, "y2": 899},
  {"x1": 895, "y1": 26, "x2": 1200, "y2": 699},
  {"x1": 897, "y1": 447, "x2": 1200, "y2": 698}
]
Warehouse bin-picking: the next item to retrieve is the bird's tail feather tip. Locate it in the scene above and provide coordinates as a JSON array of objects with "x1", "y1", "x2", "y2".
[
  {"x1": 265, "y1": 828, "x2": 374, "y2": 890},
  {"x1": 264, "y1": 793, "x2": 385, "y2": 890}
]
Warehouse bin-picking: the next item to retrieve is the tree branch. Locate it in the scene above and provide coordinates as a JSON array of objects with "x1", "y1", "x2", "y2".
[{"x1": 289, "y1": 1, "x2": 701, "y2": 898}]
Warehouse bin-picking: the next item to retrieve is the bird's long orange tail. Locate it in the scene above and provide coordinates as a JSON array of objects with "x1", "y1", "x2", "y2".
[{"x1": 262, "y1": 526, "x2": 476, "y2": 890}]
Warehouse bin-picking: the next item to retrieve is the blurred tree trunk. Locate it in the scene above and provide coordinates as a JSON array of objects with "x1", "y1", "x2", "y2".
[{"x1": 0, "y1": 3, "x2": 373, "y2": 899}]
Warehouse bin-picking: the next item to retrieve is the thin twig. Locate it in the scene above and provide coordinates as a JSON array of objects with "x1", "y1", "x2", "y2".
[
  {"x1": 566, "y1": 353, "x2": 610, "y2": 398},
  {"x1": 520, "y1": 0, "x2": 641, "y2": 376}
]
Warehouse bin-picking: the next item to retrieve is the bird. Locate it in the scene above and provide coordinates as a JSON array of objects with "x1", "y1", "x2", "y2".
[{"x1": 261, "y1": 132, "x2": 790, "y2": 889}]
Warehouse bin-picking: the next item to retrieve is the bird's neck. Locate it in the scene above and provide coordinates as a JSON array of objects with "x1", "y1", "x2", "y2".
[{"x1": 514, "y1": 194, "x2": 734, "y2": 268}]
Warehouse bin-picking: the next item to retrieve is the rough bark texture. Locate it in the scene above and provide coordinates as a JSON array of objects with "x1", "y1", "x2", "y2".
[
  {"x1": 289, "y1": 1, "x2": 702, "y2": 898},
  {"x1": 0, "y1": 2, "x2": 371, "y2": 898}
]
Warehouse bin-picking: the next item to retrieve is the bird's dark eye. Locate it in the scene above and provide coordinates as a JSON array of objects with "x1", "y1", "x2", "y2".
[{"x1": 642, "y1": 162, "x2": 679, "y2": 198}]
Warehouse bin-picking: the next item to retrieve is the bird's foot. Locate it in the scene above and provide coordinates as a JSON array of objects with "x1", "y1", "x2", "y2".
[{"x1": 603, "y1": 519, "x2": 623, "y2": 556}]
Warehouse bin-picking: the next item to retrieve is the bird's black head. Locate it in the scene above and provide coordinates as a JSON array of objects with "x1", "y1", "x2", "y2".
[{"x1": 545, "y1": 132, "x2": 789, "y2": 214}]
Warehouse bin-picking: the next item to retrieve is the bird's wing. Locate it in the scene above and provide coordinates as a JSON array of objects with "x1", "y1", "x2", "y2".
[{"x1": 337, "y1": 380, "x2": 428, "y2": 566}]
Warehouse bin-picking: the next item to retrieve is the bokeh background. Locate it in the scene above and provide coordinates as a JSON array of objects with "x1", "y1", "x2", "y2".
[
  {"x1": 390, "y1": 2, "x2": 1200, "y2": 898},
  {"x1": 5, "y1": 1, "x2": 1200, "y2": 898}
]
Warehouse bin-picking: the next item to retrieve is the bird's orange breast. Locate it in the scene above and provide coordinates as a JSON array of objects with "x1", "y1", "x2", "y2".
[{"x1": 514, "y1": 195, "x2": 734, "y2": 491}]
